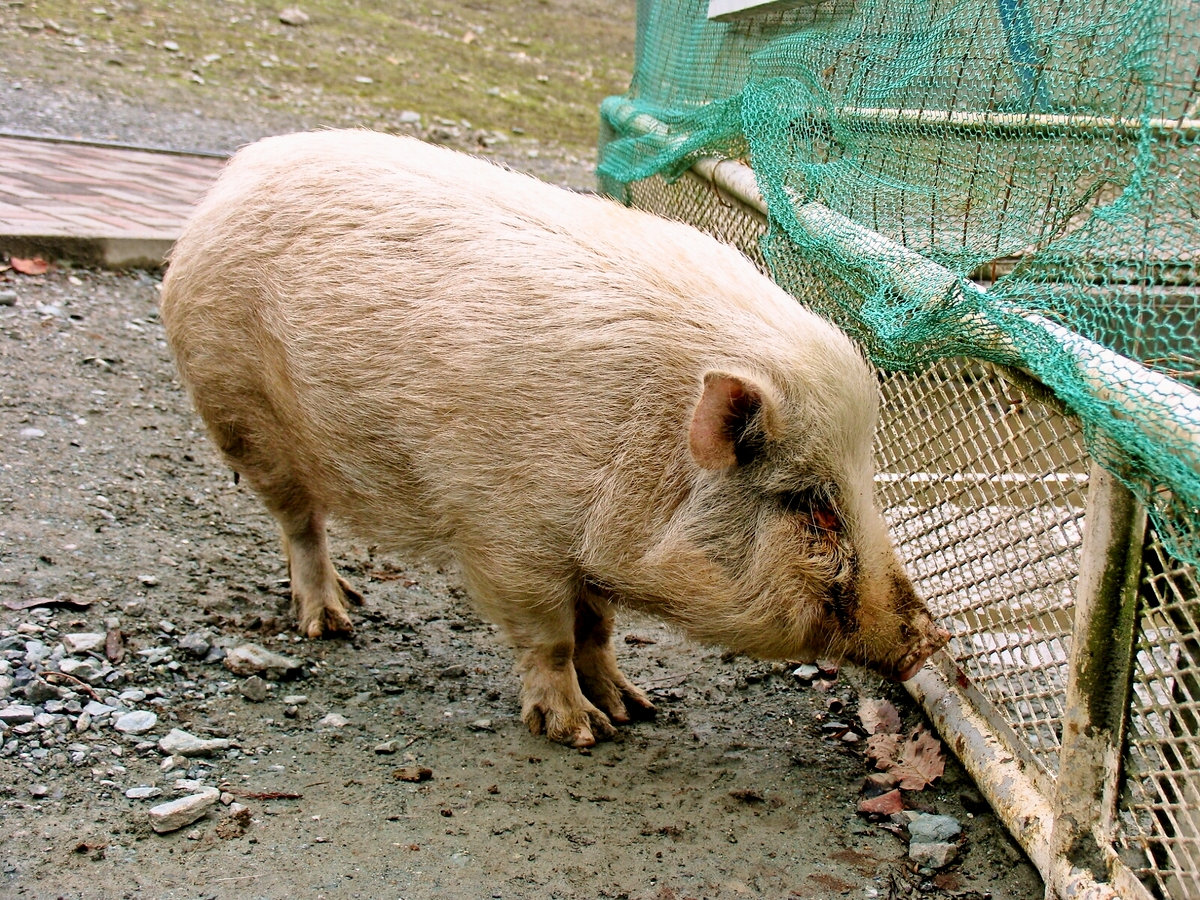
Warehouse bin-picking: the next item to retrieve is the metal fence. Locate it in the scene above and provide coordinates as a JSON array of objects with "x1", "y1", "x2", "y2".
[{"x1": 621, "y1": 160, "x2": 1200, "y2": 899}]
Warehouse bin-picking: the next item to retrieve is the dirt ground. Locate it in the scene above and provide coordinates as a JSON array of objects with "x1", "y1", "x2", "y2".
[
  {"x1": 0, "y1": 253, "x2": 1047, "y2": 900},
  {"x1": 1, "y1": 2, "x2": 1044, "y2": 898}
]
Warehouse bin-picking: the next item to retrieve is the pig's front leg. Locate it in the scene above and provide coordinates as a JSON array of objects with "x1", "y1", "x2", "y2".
[
  {"x1": 516, "y1": 628, "x2": 617, "y2": 748},
  {"x1": 573, "y1": 587, "x2": 656, "y2": 725}
]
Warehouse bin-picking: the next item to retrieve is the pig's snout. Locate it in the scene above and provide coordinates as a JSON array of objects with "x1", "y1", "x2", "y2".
[
  {"x1": 841, "y1": 565, "x2": 950, "y2": 682},
  {"x1": 895, "y1": 624, "x2": 951, "y2": 681}
]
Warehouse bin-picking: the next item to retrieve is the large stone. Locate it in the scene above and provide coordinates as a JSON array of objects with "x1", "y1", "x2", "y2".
[
  {"x1": 148, "y1": 787, "x2": 220, "y2": 833},
  {"x1": 61, "y1": 633, "x2": 106, "y2": 654},
  {"x1": 908, "y1": 813, "x2": 962, "y2": 845},
  {"x1": 158, "y1": 728, "x2": 231, "y2": 757},
  {"x1": 909, "y1": 840, "x2": 959, "y2": 869},
  {"x1": 114, "y1": 710, "x2": 158, "y2": 735},
  {"x1": 223, "y1": 643, "x2": 302, "y2": 679}
]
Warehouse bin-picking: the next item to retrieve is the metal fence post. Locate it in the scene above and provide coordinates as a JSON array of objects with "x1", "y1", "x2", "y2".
[{"x1": 1049, "y1": 463, "x2": 1147, "y2": 897}]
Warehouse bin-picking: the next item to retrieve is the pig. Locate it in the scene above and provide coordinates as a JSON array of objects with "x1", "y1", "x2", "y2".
[{"x1": 159, "y1": 129, "x2": 948, "y2": 748}]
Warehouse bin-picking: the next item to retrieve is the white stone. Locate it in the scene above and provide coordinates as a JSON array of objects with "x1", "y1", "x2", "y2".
[
  {"x1": 148, "y1": 787, "x2": 220, "y2": 833},
  {"x1": 114, "y1": 710, "x2": 158, "y2": 735},
  {"x1": 223, "y1": 643, "x2": 302, "y2": 678},
  {"x1": 61, "y1": 632, "x2": 106, "y2": 654},
  {"x1": 158, "y1": 728, "x2": 231, "y2": 757}
]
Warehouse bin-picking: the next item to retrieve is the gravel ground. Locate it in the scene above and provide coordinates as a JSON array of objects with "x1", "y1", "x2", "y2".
[{"x1": 0, "y1": 13, "x2": 1043, "y2": 899}]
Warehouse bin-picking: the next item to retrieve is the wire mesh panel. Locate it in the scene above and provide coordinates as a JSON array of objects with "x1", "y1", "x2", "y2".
[
  {"x1": 1121, "y1": 533, "x2": 1200, "y2": 898},
  {"x1": 875, "y1": 362, "x2": 1089, "y2": 781}
]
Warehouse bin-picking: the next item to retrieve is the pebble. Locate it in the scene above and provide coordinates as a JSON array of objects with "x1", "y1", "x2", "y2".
[
  {"x1": 158, "y1": 728, "x2": 231, "y2": 758},
  {"x1": 148, "y1": 787, "x2": 220, "y2": 833},
  {"x1": 374, "y1": 740, "x2": 399, "y2": 754},
  {"x1": 238, "y1": 675, "x2": 271, "y2": 702},
  {"x1": 0, "y1": 704, "x2": 36, "y2": 725},
  {"x1": 0, "y1": 289, "x2": 17, "y2": 306},
  {"x1": 909, "y1": 813, "x2": 962, "y2": 844},
  {"x1": 113, "y1": 710, "x2": 158, "y2": 735},
  {"x1": 61, "y1": 633, "x2": 106, "y2": 654},
  {"x1": 223, "y1": 643, "x2": 303, "y2": 679},
  {"x1": 176, "y1": 631, "x2": 211, "y2": 658},
  {"x1": 909, "y1": 840, "x2": 959, "y2": 868},
  {"x1": 125, "y1": 785, "x2": 162, "y2": 800},
  {"x1": 279, "y1": 6, "x2": 310, "y2": 26},
  {"x1": 57, "y1": 657, "x2": 106, "y2": 684},
  {"x1": 19, "y1": 427, "x2": 45, "y2": 439},
  {"x1": 317, "y1": 713, "x2": 347, "y2": 729},
  {"x1": 282, "y1": 694, "x2": 308, "y2": 705}
]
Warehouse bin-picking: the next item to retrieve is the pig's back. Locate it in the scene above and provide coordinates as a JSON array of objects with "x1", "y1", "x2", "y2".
[{"x1": 161, "y1": 130, "x2": 865, "y2": 556}]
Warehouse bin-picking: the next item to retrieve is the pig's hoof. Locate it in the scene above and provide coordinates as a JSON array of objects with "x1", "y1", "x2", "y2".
[
  {"x1": 337, "y1": 576, "x2": 365, "y2": 607},
  {"x1": 524, "y1": 704, "x2": 616, "y2": 749},
  {"x1": 298, "y1": 604, "x2": 355, "y2": 639}
]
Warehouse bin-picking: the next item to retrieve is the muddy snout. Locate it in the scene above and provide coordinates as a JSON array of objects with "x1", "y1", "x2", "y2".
[{"x1": 895, "y1": 623, "x2": 951, "y2": 681}]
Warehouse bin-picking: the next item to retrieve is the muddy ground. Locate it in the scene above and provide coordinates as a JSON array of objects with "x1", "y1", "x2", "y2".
[{"x1": 2, "y1": 1, "x2": 1043, "y2": 898}]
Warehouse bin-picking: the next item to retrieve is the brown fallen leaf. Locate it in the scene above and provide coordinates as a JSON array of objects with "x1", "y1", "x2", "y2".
[
  {"x1": 3, "y1": 595, "x2": 93, "y2": 611},
  {"x1": 866, "y1": 726, "x2": 945, "y2": 790},
  {"x1": 10, "y1": 256, "x2": 50, "y2": 275},
  {"x1": 889, "y1": 726, "x2": 945, "y2": 790},
  {"x1": 858, "y1": 697, "x2": 902, "y2": 735}
]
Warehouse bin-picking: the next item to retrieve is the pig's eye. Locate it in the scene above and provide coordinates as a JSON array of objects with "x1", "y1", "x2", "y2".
[{"x1": 779, "y1": 489, "x2": 842, "y2": 533}]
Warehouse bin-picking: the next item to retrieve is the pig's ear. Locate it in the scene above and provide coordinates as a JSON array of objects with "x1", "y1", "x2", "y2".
[{"x1": 689, "y1": 371, "x2": 777, "y2": 470}]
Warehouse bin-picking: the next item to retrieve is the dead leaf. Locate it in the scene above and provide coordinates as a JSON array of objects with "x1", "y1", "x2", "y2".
[
  {"x1": 864, "y1": 725, "x2": 945, "y2": 790},
  {"x1": 3, "y1": 595, "x2": 93, "y2": 611},
  {"x1": 891, "y1": 727, "x2": 945, "y2": 789},
  {"x1": 858, "y1": 697, "x2": 902, "y2": 735},
  {"x1": 10, "y1": 256, "x2": 50, "y2": 275}
]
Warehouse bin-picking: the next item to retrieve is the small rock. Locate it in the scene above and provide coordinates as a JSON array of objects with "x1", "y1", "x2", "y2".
[
  {"x1": 29, "y1": 784, "x2": 48, "y2": 798},
  {"x1": 224, "y1": 643, "x2": 302, "y2": 679},
  {"x1": 158, "y1": 728, "x2": 231, "y2": 757},
  {"x1": 396, "y1": 110, "x2": 421, "y2": 125},
  {"x1": 438, "y1": 665, "x2": 467, "y2": 679},
  {"x1": 279, "y1": 6, "x2": 310, "y2": 26},
  {"x1": 57, "y1": 657, "x2": 106, "y2": 684},
  {"x1": 393, "y1": 766, "x2": 433, "y2": 783},
  {"x1": 125, "y1": 785, "x2": 162, "y2": 800},
  {"x1": 83, "y1": 700, "x2": 118, "y2": 719},
  {"x1": 148, "y1": 787, "x2": 220, "y2": 834},
  {"x1": 61, "y1": 633, "x2": 106, "y2": 654},
  {"x1": 0, "y1": 290, "x2": 17, "y2": 306},
  {"x1": 317, "y1": 713, "x2": 347, "y2": 729},
  {"x1": 23, "y1": 678, "x2": 62, "y2": 704},
  {"x1": 19, "y1": 427, "x2": 45, "y2": 439},
  {"x1": 114, "y1": 710, "x2": 158, "y2": 735},
  {"x1": 909, "y1": 813, "x2": 962, "y2": 845},
  {"x1": 0, "y1": 705, "x2": 36, "y2": 725},
  {"x1": 374, "y1": 740, "x2": 399, "y2": 754},
  {"x1": 857, "y1": 789, "x2": 904, "y2": 816},
  {"x1": 281, "y1": 694, "x2": 308, "y2": 705},
  {"x1": 791, "y1": 664, "x2": 820, "y2": 682},
  {"x1": 238, "y1": 676, "x2": 271, "y2": 702},
  {"x1": 468, "y1": 719, "x2": 494, "y2": 732},
  {"x1": 909, "y1": 840, "x2": 959, "y2": 868},
  {"x1": 176, "y1": 631, "x2": 212, "y2": 658}
]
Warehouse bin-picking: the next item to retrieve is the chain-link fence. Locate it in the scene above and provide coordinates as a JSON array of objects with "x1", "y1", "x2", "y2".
[{"x1": 622, "y1": 161, "x2": 1200, "y2": 899}]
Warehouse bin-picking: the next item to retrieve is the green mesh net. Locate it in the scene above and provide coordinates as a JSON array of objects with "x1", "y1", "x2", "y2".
[{"x1": 598, "y1": 0, "x2": 1200, "y2": 565}]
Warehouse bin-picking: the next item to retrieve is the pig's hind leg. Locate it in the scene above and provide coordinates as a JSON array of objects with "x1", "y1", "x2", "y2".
[
  {"x1": 216, "y1": 424, "x2": 361, "y2": 638},
  {"x1": 573, "y1": 587, "x2": 657, "y2": 725}
]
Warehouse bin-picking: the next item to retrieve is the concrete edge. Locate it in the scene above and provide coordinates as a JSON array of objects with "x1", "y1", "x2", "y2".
[{"x1": 2, "y1": 235, "x2": 174, "y2": 270}]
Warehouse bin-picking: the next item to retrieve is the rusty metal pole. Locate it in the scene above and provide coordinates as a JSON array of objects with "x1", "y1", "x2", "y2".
[{"x1": 1049, "y1": 463, "x2": 1147, "y2": 899}]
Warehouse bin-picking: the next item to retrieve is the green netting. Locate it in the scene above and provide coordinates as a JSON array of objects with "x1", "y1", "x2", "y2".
[{"x1": 598, "y1": 0, "x2": 1200, "y2": 565}]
